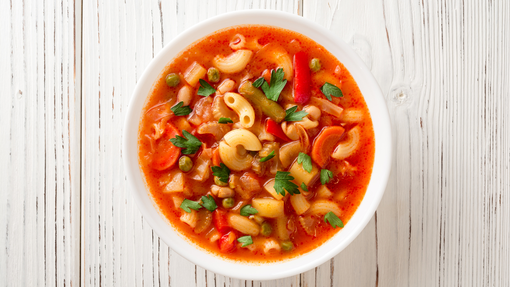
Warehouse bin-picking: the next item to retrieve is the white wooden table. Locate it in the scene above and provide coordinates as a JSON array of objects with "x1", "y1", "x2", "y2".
[{"x1": 1, "y1": 0, "x2": 509, "y2": 286}]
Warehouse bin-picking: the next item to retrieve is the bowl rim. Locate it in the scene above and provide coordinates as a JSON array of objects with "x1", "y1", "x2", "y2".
[{"x1": 123, "y1": 9, "x2": 392, "y2": 280}]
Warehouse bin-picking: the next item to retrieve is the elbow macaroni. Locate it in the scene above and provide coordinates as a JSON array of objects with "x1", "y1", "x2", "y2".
[
  {"x1": 227, "y1": 213, "x2": 260, "y2": 236},
  {"x1": 332, "y1": 125, "x2": 361, "y2": 160},
  {"x1": 213, "y1": 49, "x2": 253, "y2": 74},
  {"x1": 224, "y1": 92, "x2": 255, "y2": 128}
]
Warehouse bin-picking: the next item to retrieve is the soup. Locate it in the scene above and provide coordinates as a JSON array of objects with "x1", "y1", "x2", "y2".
[{"x1": 138, "y1": 25, "x2": 374, "y2": 262}]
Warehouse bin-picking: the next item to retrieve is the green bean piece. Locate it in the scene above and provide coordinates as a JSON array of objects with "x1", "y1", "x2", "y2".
[
  {"x1": 207, "y1": 67, "x2": 220, "y2": 83},
  {"x1": 309, "y1": 58, "x2": 321, "y2": 72},
  {"x1": 222, "y1": 197, "x2": 235, "y2": 209},
  {"x1": 214, "y1": 176, "x2": 228, "y2": 186},
  {"x1": 260, "y1": 222, "x2": 272, "y2": 236},
  {"x1": 281, "y1": 240, "x2": 294, "y2": 251},
  {"x1": 165, "y1": 73, "x2": 180, "y2": 87},
  {"x1": 178, "y1": 156, "x2": 193, "y2": 172},
  {"x1": 238, "y1": 81, "x2": 286, "y2": 123}
]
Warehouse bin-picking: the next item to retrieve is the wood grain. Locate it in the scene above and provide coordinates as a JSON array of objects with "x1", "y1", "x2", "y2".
[
  {"x1": 1, "y1": 0, "x2": 509, "y2": 286},
  {"x1": 0, "y1": 0, "x2": 81, "y2": 286}
]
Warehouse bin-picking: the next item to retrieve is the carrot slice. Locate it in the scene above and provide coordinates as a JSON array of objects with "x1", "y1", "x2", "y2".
[
  {"x1": 311, "y1": 126, "x2": 345, "y2": 168},
  {"x1": 151, "y1": 124, "x2": 181, "y2": 170},
  {"x1": 212, "y1": 147, "x2": 221, "y2": 167}
]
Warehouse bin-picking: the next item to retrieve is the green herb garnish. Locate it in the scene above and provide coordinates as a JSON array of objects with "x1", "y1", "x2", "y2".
[
  {"x1": 180, "y1": 199, "x2": 202, "y2": 213},
  {"x1": 197, "y1": 79, "x2": 216, "y2": 97},
  {"x1": 320, "y1": 82, "x2": 344, "y2": 101},
  {"x1": 240, "y1": 205, "x2": 258, "y2": 216},
  {"x1": 260, "y1": 68, "x2": 287, "y2": 101},
  {"x1": 324, "y1": 211, "x2": 344, "y2": 228},
  {"x1": 218, "y1": 117, "x2": 234, "y2": 124},
  {"x1": 297, "y1": 153, "x2": 313, "y2": 173},
  {"x1": 259, "y1": 150, "x2": 275, "y2": 162},
  {"x1": 284, "y1": 106, "x2": 308, "y2": 122},
  {"x1": 300, "y1": 182, "x2": 308, "y2": 192},
  {"x1": 237, "y1": 235, "x2": 253, "y2": 247},
  {"x1": 200, "y1": 195, "x2": 217, "y2": 212},
  {"x1": 273, "y1": 171, "x2": 300, "y2": 196},
  {"x1": 320, "y1": 169, "x2": 334, "y2": 185},
  {"x1": 170, "y1": 101, "x2": 192, "y2": 116},
  {"x1": 211, "y1": 163, "x2": 230, "y2": 184},
  {"x1": 253, "y1": 77, "x2": 265, "y2": 88},
  {"x1": 169, "y1": 130, "x2": 203, "y2": 154}
]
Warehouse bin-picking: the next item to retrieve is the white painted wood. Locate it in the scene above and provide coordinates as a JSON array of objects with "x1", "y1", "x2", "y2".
[
  {"x1": 2, "y1": 0, "x2": 509, "y2": 286},
  {"x1": 0, "y1": 0, "x2": 81, "y2": 286},
  {"x1": 305, "y1": 1, "x2": 510, "y2": 287}
]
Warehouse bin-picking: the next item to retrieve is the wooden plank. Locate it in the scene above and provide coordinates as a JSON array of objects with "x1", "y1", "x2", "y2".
[
  {"x1": 0, "y1": 0, "x2": 81, "y2": 286},
  {"x1": 81, "y1": 1, "x2": 301, "y2": 286},
  {"x1": 305, "y1": 0, "x2": 510, "y2": 286}
]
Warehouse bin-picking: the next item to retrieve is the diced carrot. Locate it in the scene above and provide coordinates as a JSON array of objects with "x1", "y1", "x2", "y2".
[
  {"x1": 212, "y1": 147, "x2": 221, "y2": 167},
  {"x1": 311, "y1": 126, "x2": 345, "y2": 168},
  {"x1": 150, "y1": 124, "x2": 181, "y2": 170}
]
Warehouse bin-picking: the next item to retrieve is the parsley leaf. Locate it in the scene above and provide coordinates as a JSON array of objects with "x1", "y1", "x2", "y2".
[
  {"x1": 273, "y1": 171, "x2": 300, "y2": 196},
  {"x1": 237, "y1": 235, "x2": 253, "y2": 247},
  {"x1": 259, "y1": 150, "x2": 275, "y2": 162},
  {"x1": 320, "y1": 82, "x2": 344, "y2": 101},
  {"x1": 211, "y1": 163, "x2": 230, "y2": 184},
  {"x1": 218, "y1": 117, "x2": 233, "y2": 124},
  {"x1": 200, "y1": 195, "x2": 217, "y2": 212},
  {"x1": 197, "y1": 79, "x2": 216, "y2": 97},
  {"x1": 240, "y1": 204, "x2": 258, "y2": 216},
  {"x1": 324, "y1": 211, "x2": 344, "y2": 228},
  {"x1": 180, "y1": 199, "x2": 202, "y2": 213},
  {"x1": 300, "y1": 182, "x2": 308, "y2": 192},
  {"x1": 297, "y1": 153, "x2": 313, "y2": 173},
  {"x1": 260, "y1": 68, "x2": 287, "y2": 101},
  {"x1": 169, "y1": 130, "x2": 203, "y2": 154},
  {"x1": 284, "y1": 106, "x2": 308, "y2": 122},
  {"x1": 170, "y1": 101, "x2": 192, "y2": 116},
  {"x1": 320, "y1": 169, "x2": 334, "y2": 185},
  {"x1": 253, "y1": 77, "x2": 265, "y2": 88}
]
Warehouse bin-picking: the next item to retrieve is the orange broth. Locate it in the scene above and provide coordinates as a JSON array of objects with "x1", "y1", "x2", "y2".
[{"x1": 138, "y1": 25, "x2": 375, "y2": 262}]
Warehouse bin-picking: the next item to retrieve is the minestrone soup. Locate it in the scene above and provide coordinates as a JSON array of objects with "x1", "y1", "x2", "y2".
[{"x1": 138, "y1": 25, "x2": 375, "y2": 262}]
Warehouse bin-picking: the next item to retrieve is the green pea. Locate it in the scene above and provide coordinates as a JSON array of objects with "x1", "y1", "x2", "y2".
[
  {"x1": 165, "y1": 73, "x2": 180, "y2": 87},
  {"x1": 207, "y1": 67, "x2": 220, "y2": 83},
  {"x1": 222, "y1": 197, "x2": 235, "y2": 209},
  {"x1": 214, "y1": 176, "x2": 228, "y2": 186},
  {"x1": 260, "y1": 222, "x2": 272, "y2": 237},
  {"x1": 281, "y1": 240, "x2": 294, "y2": 251},
  {"x1": 178, "y1": 156, "x2": 193, "y2": 172},
  {"x1": 309, "y1": 58, "x2": 321, "y2": 72}
]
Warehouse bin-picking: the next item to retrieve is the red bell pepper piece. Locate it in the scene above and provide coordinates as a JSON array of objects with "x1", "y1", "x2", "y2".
[
  {"x1": 218, "y1": 231, "x2": 237, "y2": 253},
  {"x1": 293, "y1": 51, "x2": 312, "y2": 104},
  {"x1": 213, "y1": 209, "x2": 231, "y2": 234},
  {"x1": 265, "y1": 119, "x2": 290, "y2": 141}
]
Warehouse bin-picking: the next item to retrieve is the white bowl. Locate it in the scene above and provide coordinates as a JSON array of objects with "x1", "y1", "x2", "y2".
[{"x1": 123, "y1": 10, "x2": 392, "y2": 281}]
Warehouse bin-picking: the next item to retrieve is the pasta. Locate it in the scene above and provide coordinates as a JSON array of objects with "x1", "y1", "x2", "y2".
[
  {"x1": 306, "y1": 200, "x2": 342, "y2": 217},
  {"x1": 340, "y1": 108, "x2": 364, "y2": 123},
  {"x1": 219, "y1": 129, "x2": 262, "y2": 171},
  {"x1": 263, "y1": 238, "x2": 281, "y2": 254},
  {"x1": 138, "y1": 25, "x2": 375, "y2": 262},
  {"x1": 251, "y1": 198, "x2": 284, "y2": 218},
  {"x1": 227, "y1": 213, "x2": 260, "y2": 236},
  {"x1": 332, "y1": 125, "x2": 361, "y2": 160},
  {"x1": 290, "y1": 193, "x2": 310, "y2": 215},
  {"x1": 223, "y1": 92, "x2": 255, "y2": 128},
  {"x1": 184, "y1": 61, "x2": 207, "y2": 87},
  {"x1": 213, "y1": 49, "x2": 253, "y2": 74}
]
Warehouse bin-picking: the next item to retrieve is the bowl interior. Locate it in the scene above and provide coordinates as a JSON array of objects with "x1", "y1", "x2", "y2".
[{"x1": 123, "y1": 10, "x2": 392, "y2": 280}]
